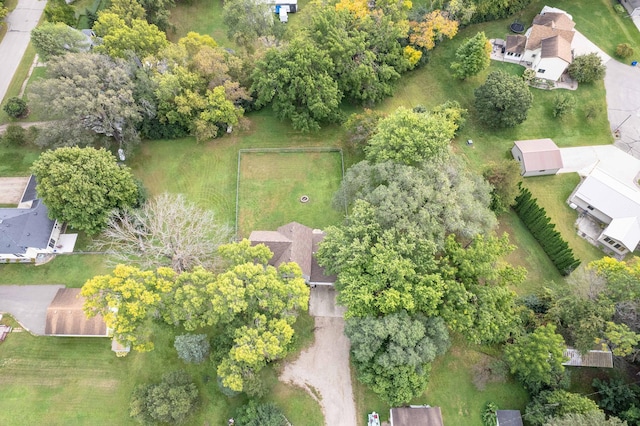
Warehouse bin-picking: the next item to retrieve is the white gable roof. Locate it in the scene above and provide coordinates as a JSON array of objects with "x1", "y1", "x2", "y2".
[
  {"x1": 574, "y1": 168, "x2": 640, "y2": 220},
  {"x1": 603, "y1": 217, "x2": 640, "y2": 252}
]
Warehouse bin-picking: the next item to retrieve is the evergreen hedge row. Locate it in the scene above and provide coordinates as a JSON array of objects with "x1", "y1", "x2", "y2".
[{"x1": 513, "y1": 186, "x2": 580, "y2": 275}]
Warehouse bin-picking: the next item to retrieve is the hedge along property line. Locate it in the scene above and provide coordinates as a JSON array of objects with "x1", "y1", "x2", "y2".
[
  {"x1": 513, "y1": 186, "x2": 580, "y2": 276},
  {"x1": 234, "y1": 147, "x2": 347, "y2": 236}
]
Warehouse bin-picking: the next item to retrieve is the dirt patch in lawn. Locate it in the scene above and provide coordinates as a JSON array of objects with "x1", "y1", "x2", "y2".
[{"x1": 0, "y1": 176, "x2": 29, "y2": 204}]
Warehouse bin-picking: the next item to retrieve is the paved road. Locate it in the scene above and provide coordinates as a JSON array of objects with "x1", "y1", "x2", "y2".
[
  {"x1": 0, "y1": 285, "x2": 64, "y2": 334},
  {"x1": 0, "y1": 0, "x2": 46, "y2": 104}
]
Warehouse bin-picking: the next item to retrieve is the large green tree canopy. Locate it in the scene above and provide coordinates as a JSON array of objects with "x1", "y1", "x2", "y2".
[
  {"x1": 364, "y1": 107, "x2": 455, "y2": 165},
  {"x1": 474, "y1": 70, "x2": 533, "y2": 128},
  {"x1": 31, "y1": 147, "x2": 138, "y2": 234},
  {"x1": 346, "y1": 312, "x2": 450, "y2": 405},
  {"x1": 334, "y1": 159, "x2": 496, "y2": 246},
  {"x1": 251, "y1": 38, "x2": 343, "y2": 132},
  {"x1": 30, "y1": 22, "x2": 90, "y2": 61},
  {"x1": 30, "y1": 53, "x2": 142, "y2": 150}
]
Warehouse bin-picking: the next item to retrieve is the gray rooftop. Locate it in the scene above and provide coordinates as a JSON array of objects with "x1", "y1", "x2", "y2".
[
  {"x1": 496, "y1": 410, "x2": 523, "y2": 426},
  {"x1": 0, "y1": 199, "x2": 56, "y2": 255}
]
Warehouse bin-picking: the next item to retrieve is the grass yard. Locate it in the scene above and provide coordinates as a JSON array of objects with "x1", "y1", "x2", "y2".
[
  {"x1": 0, "y1": 44, "x2": 36, "y2": 120},
  {"x1": 423, "y1": 337, "x2": 529, "y2": 426},
  {"x1": 237, "y1": 150, "x2": 344, "y2": 236},
  {"x1": 0, "y1": 311, "x2": 321, "y2": 426},
  {"x1": 168, "y1": 0, "x2": 232, "y2": 45},
  {"x1": 131, "y1": 110, "x2": 347, "y2": 229}
]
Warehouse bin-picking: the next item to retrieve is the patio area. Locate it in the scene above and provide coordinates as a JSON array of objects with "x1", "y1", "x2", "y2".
[{"x1": 575, "y1": 213, "x2": 624, "y2": 260}]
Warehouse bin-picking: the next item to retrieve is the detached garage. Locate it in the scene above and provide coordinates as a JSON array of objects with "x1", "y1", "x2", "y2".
[{"x1": 511, "y1": 138, "x2": 563, "y2": 177}]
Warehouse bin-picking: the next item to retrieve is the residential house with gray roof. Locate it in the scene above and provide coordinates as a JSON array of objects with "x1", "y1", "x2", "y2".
[{"x1": 0, "y1": 176, "x2": 62, "y2": 263}]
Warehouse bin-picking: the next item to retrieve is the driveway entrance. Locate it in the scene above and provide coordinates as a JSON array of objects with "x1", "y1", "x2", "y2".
[{"x1": 0, "y1": 285, "x2": 64, "y2": 334}]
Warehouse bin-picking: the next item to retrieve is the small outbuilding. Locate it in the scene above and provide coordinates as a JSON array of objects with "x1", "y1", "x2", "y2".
[
  {"x1": 496, "y1": 410, "x2": 523, "y2": 426},
  {"x1": 511, "y1": 138, "x2": 563, "y2": 177},
  {"x1": 563, "y1": 347, "x2": 614, "y2": 368},
  {"x1": 45, "y1": 288, "x2": 108, "y2": 337},
  {"x1": 389, "y1": 406, "x2": 444, "y2": 426}
]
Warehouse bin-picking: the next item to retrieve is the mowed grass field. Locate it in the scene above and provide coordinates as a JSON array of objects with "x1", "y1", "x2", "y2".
[{"x1": 237, "y1": 151, "x2": 344, "y2": 236}]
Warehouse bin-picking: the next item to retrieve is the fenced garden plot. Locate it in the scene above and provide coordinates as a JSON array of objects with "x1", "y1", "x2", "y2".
[{"x1": 236, "y1": 148, "x2": 345, "y2": 237}]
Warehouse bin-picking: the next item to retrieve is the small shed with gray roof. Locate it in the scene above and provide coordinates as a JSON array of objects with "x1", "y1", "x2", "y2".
[
  {"x1": 496, "y1": 410, "x2": 523, "y2": 426},
  {"x1": 512, "y1": 138, "x2": 564, "y2": 177},
  {"x1": 563, "y1": 347, "x2": 613, "y2": 368}
]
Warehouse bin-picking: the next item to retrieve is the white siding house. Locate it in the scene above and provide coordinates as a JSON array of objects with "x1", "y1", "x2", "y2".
[
  {"x1": 569, "y1": 168, "x2": 640, "y2": 255},
  {"x1": 521, "y1": 6, "x2": 575, "y2": 81},
  {"x1": 0, "y1": 176, "x2": 62, "y2": 263},
  {"x1": 511, "y1": 139, "x2": 563, "y2": 177}
]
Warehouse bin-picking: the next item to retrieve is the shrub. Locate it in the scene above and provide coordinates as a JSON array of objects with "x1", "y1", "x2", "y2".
[
  {"x1": 553, "y1": 92, "x2": 576, "y2": 118},
  {"x1": 614, "y1": 4, "x2": 626, "y2": 14},
  {"x1": 3, "y1": 125, "x2": 27, "y2": 146},
  {"x1": 235, "y1": 401, "x2": 288, "y2": 426},
  {"x1": 3, "y1": 97, "x2": 28, "y2": 118},
  {"x1": 567, "y1": 53, "x2": 606, "y2": 83},
  {"x1": 584, "y1": 102, "x2": 600, "y2": 122},
  {"x1": 482, "y1": 402, "x2": 498, "y2": 426},
  {"x1": 616, "y1": 43, "x2": 634, "y2": 59},
  {"x1": 174, "y1": 334, "x2": 210, "y2": 364},
  {"x1": 129, "y1": 371, "x2": 199, "y2": 424}
]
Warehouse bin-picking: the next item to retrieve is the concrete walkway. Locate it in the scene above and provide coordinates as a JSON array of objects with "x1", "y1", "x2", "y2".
[
  {"x1": 0, "y1": 0, "x2": 47, "y2": 104},
  {"x1": 558, "y1": 144, "x2": 640, "y2": 183},
  {"x1": 0, "y1": 285, "x2": 64, "y2": 334}
]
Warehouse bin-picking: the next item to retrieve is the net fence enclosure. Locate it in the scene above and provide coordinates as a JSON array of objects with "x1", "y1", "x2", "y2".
[{"x1": 235, "y1": 147, "x2": 347, "y2": 236}]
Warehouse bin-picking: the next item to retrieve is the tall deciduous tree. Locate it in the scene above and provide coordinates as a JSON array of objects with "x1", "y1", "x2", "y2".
[
  {"x1": 30, "y1": 22, "x2": 90, "y2": 61},
  {"x1": 162, "y1": 240, "x2": 310, "y2": 392},
  {"x1": 251, "y1": 38, "x2": 343, "y2": 131},
  {"x1": 31, "y1": 147, "x2": 138, "y2": 234},
  {"x1": 333, "y1": 159, "x2": 496, "y2": 246},
  {"x1": 504, "y1": 324, "x2": 567, "y2": 392},
  {"x1": 346, "y1": 312, "x2": 450, "y2": 405},
  {"x1": 364, "y1": 107, "x2": 455, "y2": 166},
  {"x1": 567, "y1": 53, "x2": 606, "y2": 83},
  {"x1": 222, "y1": 0, "x2": 274, "y2": 50},
  {"x1": 93, "y1": 12, "x2": 168, "y2": 59},
  {"x1": 82, "y1": 265, "x2": 177, "y2": 351},
  {"x1": 450, "y1": 31, "x2": 491, "y2": 80},
  {"x1": 317, "y1": 200, "x2": 444, "y2": 318},
  {"x1": 545, "y1": 411, "x2": 626, "y2": 426},
  {"x1": 93, "y1": 193, "x2": 231, "y2": 272},
  {"x1": 526, "y1": 390, "x2": 600, "y2": 426},
  {"x1": 409, "y1": 10, "x2": 458, "y2": 51},
  {"x1": 483, "y1": 159, "x2": 522, "y2": 213},
  {"x1": 30, "y1": 53, "x2": 142, "y2": 150},
  {"x1": 129, "y1": 371, "x2": 199, "y2": 424},
  {"x1": 474, "y1": 70, "x2": 533, "y2": 128}
]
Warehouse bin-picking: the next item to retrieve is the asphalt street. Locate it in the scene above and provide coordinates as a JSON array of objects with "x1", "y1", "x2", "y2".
[{"x1": 0, "y1": 0, "x2": 46, "y2": 103}]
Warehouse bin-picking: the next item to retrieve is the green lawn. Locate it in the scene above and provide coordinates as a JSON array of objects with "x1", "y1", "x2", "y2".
[
  {"x1": 237, "y1": 150, "x2": 344, "y2": 237},
  {"x1": 0, "y1": 44, "x2": 36, "y2": 120},
  {"x1": 424, "y1": 337, "x2": 529, "y2": 426},
  {"x1": 0, "y1": 311, "x2": 321, "y2": 426},
  {"x1": 130, "y1": 110, "x2": 347, "y2": 228}
]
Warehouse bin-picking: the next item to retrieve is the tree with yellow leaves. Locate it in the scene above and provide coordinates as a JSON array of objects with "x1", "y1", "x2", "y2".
[
  {"x1": 81, "y1": 265, "x2": 177, "y2": 351},
  {"x1": 409, "y1": 10, "x2": 458, "y2": 51}
]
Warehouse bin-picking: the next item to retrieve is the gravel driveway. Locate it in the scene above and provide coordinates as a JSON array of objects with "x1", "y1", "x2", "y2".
[
  {"x1": 280, "y1": 287, "x2": 357, "y2": 426},
  {"x1": 0, "y1": 177, "x2": 29, "y2": 204}
]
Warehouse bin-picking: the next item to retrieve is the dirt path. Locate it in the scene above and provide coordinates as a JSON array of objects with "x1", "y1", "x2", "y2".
[
  {"x1": 0, "y1": 121, "x2": 51, "y2": 133},
  {"x1": 280, "y1": 287, "x2": 357, "y2": 426},
  {"x1": 0, "y1": 176, "x2": 29, "y2": 204}
]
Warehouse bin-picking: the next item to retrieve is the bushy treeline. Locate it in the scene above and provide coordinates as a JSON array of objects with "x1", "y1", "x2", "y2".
[
  {"x1": 471, "y1": 0, "x2": 531, "y2": 23},
  {"x1": 513, "y1": 187, "x2": 580, "y2": 275}
]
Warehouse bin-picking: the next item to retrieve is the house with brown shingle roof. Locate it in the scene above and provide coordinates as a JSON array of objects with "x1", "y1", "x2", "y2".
[
  {"x1": 511, "y1": 138, "x2": 564, "y2": 177},
  {"x1": 249, "y1": 222, "x2": 335, "y2": 285},
  {"x1": 45, "y1": 288, "x2": 109, "y2": 337},
  {"x1": 390, "y1": 406, "x2": 444, "y2": 426},
  {"x1": 521, "y1": 6, "x2": 576, "y2": 81}
]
